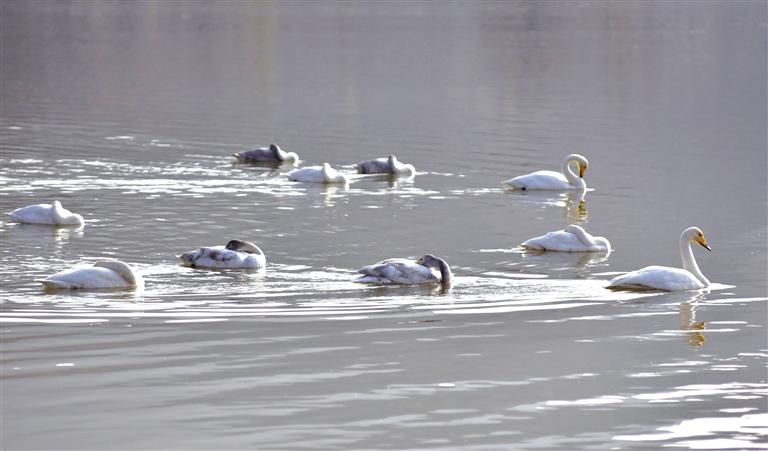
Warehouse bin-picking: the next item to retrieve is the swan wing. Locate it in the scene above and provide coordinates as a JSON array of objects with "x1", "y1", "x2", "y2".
[
  {"x1": 521, "y1": 230, "x2": 589, "y2": 251},
  {"x1": 42, "y1": 266, "x2": 132, "y2": 289},
  {"x1": 8, "y1": 204, "x2": 55, "y2": 224},
  {"x1": 357, "y1": 258, "x2": 438, "y2": 284},
  {"x1": 607, "y1": 265, "x2": 705, "y2": 291},
  {"x1": 287, "y1": 166, "x2": 325, "y2": 182},
  {"x1": 180, "y1": 246, "x2": 263, "y2": 269},
  {"x1": 357, "y1": 158, "x2": 390, "y2": 174},
  {"x1": 234, "y1": 147, "x2": 275, "y2": 161},
  {"x1": 505, "y1": 170, "x2": 573, "y2": 190}
]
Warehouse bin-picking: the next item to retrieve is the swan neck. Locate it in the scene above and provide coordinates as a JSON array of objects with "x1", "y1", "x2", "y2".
[
  {"x1": 569, "y1": 226, "x2": 593, "y2": 246},
  {"x1": 51, "y1": 202, "x2": 66, "y2": 222},
  {"x1": 437, "y1": 259, "x2": 453, "y2": 286},
  {"x1": 680, "y1": 236, "x2": 709, "y2": 286},
  {"x1": 561, "y1": 158, "x2": 582, "y2": 188}
]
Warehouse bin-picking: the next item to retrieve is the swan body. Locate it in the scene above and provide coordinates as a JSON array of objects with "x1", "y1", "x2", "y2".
[
  {"x1": 607, "y1": 227, "x2": 712, "y2": 291},
  {"x1": 180, "y1": 239, "x2": 266, "y2": 269},
  {"x1": 41, "y1": 260, "x2": 142, "y2": 290},
  {"x1": 355, "y1": 254, "x2": 452, "y2": 286},
  {"x1": 8, "y1": 201, "x2": 84, "y2": 226},
  {"x1": 505, "y1": 154, "x2": 588, "y2": 190},
  {"x1": 521, "y1": 224, "x2": 611, "y2": 252},
  {"x1": 288, "y1": 163, "x2": 349, "y2": 184},
  {"x1": 233, "y1": 144, "x2": 299, "y2": 163},
  {"x1": 356, "y1": 155, "x2": 416, "y2": 177}
]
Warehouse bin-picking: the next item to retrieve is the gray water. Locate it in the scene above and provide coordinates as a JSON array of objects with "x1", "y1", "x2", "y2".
[{"x1": 1, "y1": 2, "x2": 766, "y2": 450}]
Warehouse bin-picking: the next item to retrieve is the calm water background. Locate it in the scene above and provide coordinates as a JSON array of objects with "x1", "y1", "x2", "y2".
[{"x1": 1, "y1": 1, "x2": 766, "y2": 449}]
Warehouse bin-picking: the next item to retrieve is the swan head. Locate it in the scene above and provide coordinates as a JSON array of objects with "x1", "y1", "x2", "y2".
[
  {"x1": 683, "y1": 227, "x2": 712, "y2": 251},
  {"x1": 564, "y1": 154, "x2": 589, "y2": 178},
  {"x1": 225, "y1": 239, "x2": 263, "y2": 254}
]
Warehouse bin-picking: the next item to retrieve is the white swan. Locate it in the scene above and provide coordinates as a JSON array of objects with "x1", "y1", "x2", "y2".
[
  {"x1": 505, "y1": 154, "x2": 588, "y2": 190},
  {"x1": 8, "y1": 201, "x2": 84, "y2": 226},
  {"x1": 288, "y1": 163, "x2": 349, "y2": 184},
  {"x1": 233, "y1": 144, "x2": 299, "y2": 164},
  {"x1": 356, "y1": 155, "x2": 416, "y2": 177},
  {"x1": 355, "y1": 254, "x2": 452, "y2": 287},
  {"x1": 180, "y1": 239, "x2": 266, "y2": 269},
  {"x1": 41, "y1": 260, "x2": 143, "y2": 290},
  {"x1": 607, "y1": 227, "x2": 712, "y2": 291},
  {"x1": 521, "y1": 224, "x2": 611, "y2": 252}
]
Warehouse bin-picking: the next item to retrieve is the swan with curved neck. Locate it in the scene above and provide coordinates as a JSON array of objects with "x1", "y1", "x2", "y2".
[
  {"x1": 357, "y1": 155, "x2": 416, "y2": 177},
  {"x1": 607, "y1": 227, "x2": 712, "y2": 291},
  {"x1": 180, "y1": 239, "x2": 266, "y2": 269},
  {"x1": 288, "y1": 163, "x2": 349, "y2": 184},
  {"x1": 505, "y1": 154, "x2": 588, "y2": 190},
  {"x1": 8, "y1": 200, "x2": 84, "y2": 226},
  {"x1": 521, "y1": 224, "x2": 611, "y2": 252},
  {"x1": 355, "y1": 254, "x2": 452, "y2": 287},
  {"x1": 41, "y1": 260, "x2": 143, "y2": 290},
  {"x1": 233, "y1": 143, "x2": 299, "y2": 164}
]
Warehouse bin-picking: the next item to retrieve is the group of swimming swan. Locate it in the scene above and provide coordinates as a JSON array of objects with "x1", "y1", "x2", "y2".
[
  {"x1": 7, "y1": 152, "x2": 712, "y2": 292},
  {"x1": 233, "y1": 144, "x2": 416, "y2": 184}
]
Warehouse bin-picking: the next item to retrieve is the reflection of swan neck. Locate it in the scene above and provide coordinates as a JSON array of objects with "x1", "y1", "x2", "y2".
[
  {"x1": 561, "y1": 155, "x2": 586, "y2": 189},
  {"x1": 680, "y1": 233, "x2": 709, "y2": 286}
]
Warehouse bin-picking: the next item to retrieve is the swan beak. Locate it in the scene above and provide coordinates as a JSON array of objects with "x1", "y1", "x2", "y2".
[
  {"x1": 578, "y1": 163, "x2": 587, "y2": 178},
  {"x1": 696, "y1": 236, "x2": 712, "y2": 251}
]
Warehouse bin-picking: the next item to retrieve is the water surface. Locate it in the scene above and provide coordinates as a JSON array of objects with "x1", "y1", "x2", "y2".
[{"x1": 1, "y1": 2, "x2": 766, "y2": 449}]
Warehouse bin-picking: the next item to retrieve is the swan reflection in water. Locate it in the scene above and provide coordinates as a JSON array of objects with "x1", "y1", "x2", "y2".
[
  {"x1": 504, "y1": 189, "x2": 588, "y2": 223},
  {"x1": 520, "y1": 247, "x2": 610, "y2": 277},
  {"x1": 676, "y1": 291, "x2": 708, "y2": 347},
  {"x1": 5, "y1": 222, "x2": 85, "y2": 252}
]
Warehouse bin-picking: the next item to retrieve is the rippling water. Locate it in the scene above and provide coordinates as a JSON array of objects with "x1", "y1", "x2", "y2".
[{"x1": 1, "y1": 2, "x2": 766, "y2": 449}]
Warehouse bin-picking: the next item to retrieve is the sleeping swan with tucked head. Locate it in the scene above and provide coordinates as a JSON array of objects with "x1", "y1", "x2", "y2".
[
  {"x1": 356, "y1": 155, "x2": 416, "y2": 177},
  {"x1": 521, "y1": 224, "x2": 611, "y2": 252},
  {"x1": 505, "y1": 154, "x2": 588, "y2": 190},
  {"x1": 288, "y1": 163, "x2": 349, "y2": 184},
  {"x1": 180, "y1": 239, "x2": 266, "y2": 269},
  {"x1": 607, "y1": 226, "x2": 712, "y2": 291},
  {"x1": 41, "y1": 260, "x2": 143, "y2": 290},
  {"x1": 355, "y1": 254, "x2": 452, "y2": 287},
  {"x1": 233, "y1": 144, "x2": 299, "y2": 164},
  {"x1": 8, "y1": 201, "x2": 84, "y2": 226}
]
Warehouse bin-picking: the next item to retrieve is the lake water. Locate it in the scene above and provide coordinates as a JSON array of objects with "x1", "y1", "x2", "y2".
[{"x1": 1, "y1": 2, "x2": 766, "y2": 449}]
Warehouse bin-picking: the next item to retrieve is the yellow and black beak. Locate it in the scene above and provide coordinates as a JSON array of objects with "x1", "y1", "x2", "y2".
[
  {"x1": 578, "y1": 163, "x2": 587, "y2": 178},
  {"x1": 696, "y1": 236, "x2": 712, "y2": 251}
]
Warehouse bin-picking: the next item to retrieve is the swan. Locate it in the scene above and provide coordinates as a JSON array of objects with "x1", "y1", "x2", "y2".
[
  {"x1": 356, "y1": 155, "x2": 416, "y2": 177},
  {"x1": 180, "y1": 239, "x2": 266, "y2": 269},
  {"x1": 355, "y1": 254, "x2": 452, "y2": 287},
  {"x1": 7, "y1": 201, "x2": 84, "y2": 226},
  {"x1": 233, "y1": 144, "x2": 299, "y2": 164},
  {"x1": 505, "y1": 154, "x2": 588, "y2": 190},
  {"x1": 288, "y1": 163, "x2": 349, "y2": 184},
  {"x1": 607, "y1": 227, "x2": 712, "y2": 291},
  {"x1": 521, "y1": 224, "x2": 611, "y2": 252},
  {"x1": 41, "y1": 260, "x2": 143, "y2": 290}
]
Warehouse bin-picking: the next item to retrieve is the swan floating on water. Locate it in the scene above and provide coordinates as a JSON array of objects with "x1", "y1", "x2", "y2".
[
  {"x1": 233, "y1": 144, "x2": 299, "y2": 164},
  {"x1": 288, "y1": 163, "x2": 349, "y2": 184},
  {"x1": 356, "y1": 155, "x2": 416, "y2": 177},
  {"x1": 355, "y1": 254, "x2": 452, "y2": 287},
  {"x1": 521, "y1": 224, "x2": 611, "y2": 252},
  {"x1": 7, "y1": 201, "x2": 84, "y2": 226},
  {"x1": 180, "y1": 239, "x2": 266, "y2": 269},
  {"x1": 607, "y1": 226, "x2": 712, "y2": 291},
  {"x1": 505, "y1": 154, "x2": 588, "y2": 190},
  {"x1": 41, "y1": 260, "x2": 143, "y2": 290}
]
